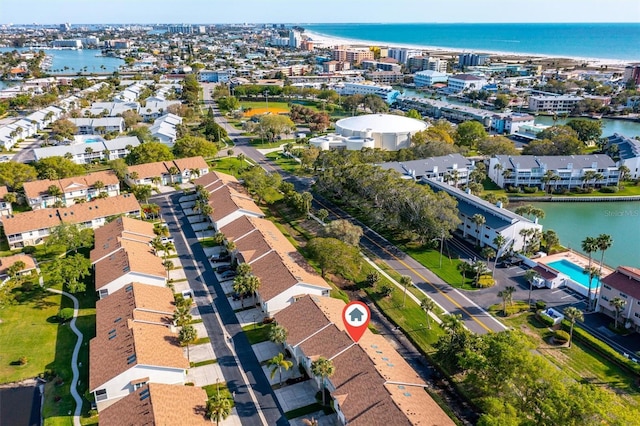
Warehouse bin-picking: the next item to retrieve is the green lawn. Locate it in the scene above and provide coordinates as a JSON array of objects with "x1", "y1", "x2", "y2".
[
  {"x1": 404, "y1": 246, "x2": 476, "y2": 290},
  {"x1": 248, "y1": 138, "x2": 291, "y2": 149},
  {"x1": 285, "y1": 402, "x2": 333, "y2": 420},
  {"x1": 209, "y1": 157, "x2": 252, "y2": 178},
  {"x1": 241, "y1": 323, "x2": 274, "y2": 345},
  {"x1": 265, "y1": 151, "x2": 302, "y2": 174},
  {"x1": 481, "y1": 180, "x2": 640, "y2": 199},
  {"x1": 240, "y1": 101, "x2": 291, "y2": 111},
  {"x1": 202, "y1": 382, "x2": 235, "y2": 406},
  {"x1": 502, "y1": 312, "x2": 640, "y2": 404}
]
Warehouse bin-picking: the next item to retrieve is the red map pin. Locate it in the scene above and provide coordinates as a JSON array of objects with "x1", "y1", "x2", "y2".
[{"x1": 342, "y1": 301, "x2": 370, "y2": 343}]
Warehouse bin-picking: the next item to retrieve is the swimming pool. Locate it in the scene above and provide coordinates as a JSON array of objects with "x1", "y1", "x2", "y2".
[
  {"x1": 547, "y1": 259, "x2": 601, "y2": 289},
  {"x1": 85, "y1": 138, "x2": 102, "y2": 143}
]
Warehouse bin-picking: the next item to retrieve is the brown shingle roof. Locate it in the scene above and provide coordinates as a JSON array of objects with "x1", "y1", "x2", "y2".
[
  {"x1": 602, "y1": 266, "x2": 640, "y2": 300},
  {"x1": 127, "y1": 162, "x2": 171, "y2": 180},
  {"x1": 208, "y1": 186, "x2": 264, "y2": 223},
  {"x1": 298, "y1": 324, "x2": 353, "y2": 359},
  {"x1": 172, "y1": 156, "x2": 208, "y2": 173},
  {"x1": 91, "y1": 217, "x2": 156, "y2": 263},
  {"x1": 99, "y1": 383, "x2": 209, "y2": 426},
  {"x1": 273, "y1": 296, "x2": 331, "y2": 346},
  {"x1": 2, "y1": 194, "x2": 141, "y2": 237},
  {"x1": 0, "y1": 254, "x2": 37, "y2": 275},
  {"x1": 219, "y1": 215, "x2": 258, "y2": 242},
  {"x1": 23, "y1": 170, "x2": 118, "y2": 200},
  {"x1": 0, "y1": 186, "x2": 8, "y2": 200},
  {"x1": 193, "y1": 171, "x2": 238, "y2": 189},
  {"x1": 94, "y1": 244, "x2": 165, "y2": 290},
  {"x1": 95, "y1": 282, "x2": 174, "y2": 336}
]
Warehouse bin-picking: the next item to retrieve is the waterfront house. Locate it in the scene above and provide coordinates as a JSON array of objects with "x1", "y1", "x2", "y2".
[
  {"x1": 378, "y1": 154, "x2": 475, "y2": 186},
  {"x1": 2, "y1": 194, "x2": 141, "y2": 249},
  {"x1": 273, "y1": 295, "x2": 455, "y2": 426},
  {"x1": 488, "y1": 154, "x2": 620, "y2": 190},
  {"x1": 597, "y1": 266, "x2": 640, "y2": 333},
  {"x1": 23, "y1": 170, "x2": 120, "y2": 210},
  {"x1": 99, "y1": 383, "x2": 208, "y2": 425},
  {"x1": 446, "y1": 74, "x2": 488, "y2": 93},
  {"x1": 414, "y1": 70, "x2": 449, "y2": 87},
  {"x1": 424, "y1": 178, "x2": 542, "y2": 254},
  {"x1": 90, "y1": 283, "x2": 187, "y2": 411},
  {"x1": 605, "y1": 133, "x2": 640, "y2": 179},
  {"x1": 528, "y1": 95, "x2": 583, "y2": 113}
]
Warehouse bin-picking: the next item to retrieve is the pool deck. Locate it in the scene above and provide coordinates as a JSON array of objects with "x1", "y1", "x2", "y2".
[{"x1": 538, "y1": 250, "x2": 614, "y2": 278}]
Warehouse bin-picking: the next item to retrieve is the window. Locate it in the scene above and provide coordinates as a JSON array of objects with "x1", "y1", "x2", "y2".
[
  {"x1": 620, "y1": 293, "x2": 628, "y2": 299},
  {"x1": 601, "y1": 295, "x2": 609, "y2": 302},
  {"x1": 603, "y1": 284, "x2": 611, "y2": 290},
  {"x1": 95, "y1": 389, "x2": 108, "y2": 401},
  {"x1": 133, "y1": 381, "x2": 147, "y2": 390},
  {"x1": 99, "y1": 289, "x2": 108, "y2": 298}
]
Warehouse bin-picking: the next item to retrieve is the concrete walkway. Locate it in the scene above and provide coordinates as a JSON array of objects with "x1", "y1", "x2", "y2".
[{"x1": 47, "y1": 289, "x2": 83, "y2": 426}]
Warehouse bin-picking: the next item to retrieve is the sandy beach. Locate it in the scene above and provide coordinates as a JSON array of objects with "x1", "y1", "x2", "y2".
[{"x1": 305, "y1": 29, "x2": 634, "y2": 68}]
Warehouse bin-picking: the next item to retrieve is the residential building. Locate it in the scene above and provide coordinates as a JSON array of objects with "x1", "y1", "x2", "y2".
[
  {"x1": 337, "y1": 82, "x2": 400, "y2": 104},
  {"x1": 388, "y1": 48, "x2": 422, "y2": 65},
  {"x1": 488, "y1": 154, "x2": 620, "y2": 190},
  {"x1": 99, "y1": 383, "x2": 208, "y2": 425},
  {"x1": 273, "y1": 295, "x2": 455, "y2": 426},
  {"x1": 167, "y1": 24, "x2": 193, "y2": 34},
  {"x1": 322, "y1": 61, "x2": 351, "y2": 73},
  {"x1": 414, "y1": 70, "x2": 449, "y2": 87},
  {"x1": 90, "y1": 216, "x2": 156, "y2": 265},
  {"x1": 198, "y1": 70, "x2": 232, "y2": 83},
  {"x1": 597, "y1": 266, "x2": 640, "y2": 333},
  {"x1": 424, "y1": 178, "x2": 542, "y2": 253},
  {"x1": 0, "y1": 254, "x2": 37, "y2": 280},
  {"x1": 3, "y1": 194, "x2": 141, "y2": 249},
  {"x1": 126, "y1": 157, "x2": 209, "y2": 186},
  {"x1": 139, "y1": 100, "x2": 182, "y2": 122},
  {"x1": 605, "y1": 133, "x2": 640, "y2": 179},
  {"x1": 528, "y1": 95, "x2": 584, "y2": 113},
  {"x1": 89, "y1": 283, "x2": 187, "y2": 410},
  {"x1": 150, "y1": 113, "x2": 182, "y2": 146},
  {"x1": 23, "y1": 171, "x2": 120, "y2": 210},
  {"x1": 86, "y1": 102, "x2": 140, "y2": 118},
  {"x1": 220, "y1": 216, "x2": 331, "y2": 315},
  {"x1": 68, "y1": 117, "x2": 125, "y2": 135},
  {"x1": 331, "y1": 47, "x2": 374, "y2": 65},
  {"x1": 0, "y1": 186, "x2": 13, "y2": 218},
  {"x1": 624, "y1": 65, "x2": 640, "y2": 86},
  {"x1": 378, "y1": 154, "x2": 475, "y2": 185},
  {"x1": 205, "y1": 184, "x2": 265, "y2": 230},
  {"x1": 33, "y1": 136, "x2": 141, "y2": 164},
  {"x1": 360, "y1": 60, "x2": 402, "y2": 73},
  {"x1": 408, "y1": 56, "x2": 448, "y2": 73},
  {"x1": 446, "y1": 74, "x2": 488, "y2": 93},
  {"x1": 458, "y1": 53, "x2": 490, "y2": 67},
  {"x1": 364, "y1": 70, "x2": 404, "y2": 84}
]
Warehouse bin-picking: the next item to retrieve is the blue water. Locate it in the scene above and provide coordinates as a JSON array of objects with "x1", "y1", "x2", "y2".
[
  {"x1": 534, "y1": 116, "x2": 640, "y2": 139},
  {"x1": 306, "y1": 23, "x2": 640, "y2": 61},
  {"x1": 0, "y1": 47, "x2": 124, "y2": 74},
  {"x1": 548, "y1": 259, "x2": 601, "y2": 288}
]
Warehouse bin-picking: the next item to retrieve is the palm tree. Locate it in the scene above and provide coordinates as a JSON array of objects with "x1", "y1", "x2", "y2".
[
  {"x1": 206, "y1": 393, "x2": 232, "y2": 425},
  {"x1": 581, "y1": 236, "x2": 599, "y2": 310},
  {"x1": 563, "y1": 307, "x2": 584, "y2": 348},
  {"x1": 471, "y1": 214, "x2": 486, "y2": 247},
  {"x1": 244, "y1": 275, "x2": 261, "y2": 307},
  {"x1": 163, "y1": 259, "x2": 174, "y2": 280},
  {"x1": 173, "y1": 303, "x2": 192, "y2": 327},
  {"x1": 399, "y1": 275, "x2": 412, "y2": 308},
  {"x1": 267, "y1": 352, "x2": 293, "y2": 386},
  {"x1": 168, "y1": 166, "x2": 180, "y2": 183},
  {"x1": 420, "y1": 297, "x2": 437, "y2": 329},
  {"x1": 497, "y1": 285, "x2": 516, "y2": 316},
  {"x1": 440, "y1": 313, "x2": 464, "y2": 335},
  {"x1": 311, "y1": 357, "x2": 335, "y2": 406},
  {"x1": 301, "y1": 192, "x2": 313, "y2": 217},
  {"x1": 178, "y1": 324, "x2": 198, "y2": 363},
  {"x1": 481, "y1": 247, "x2": 496, "y2": 274},
  {"x1": 523, "y1": 269, "x2": 540, "y2": 308},
  {"x1": 3, "y1": 192, "x2": 17, "y2": 205},
  {"x1": 492, "y1": 234, "x2": 507, "y2": 258},
  {"x1": 595, "y1": 234, "x2": 613, "y2": 307},
  {"x1": 233, "y1": 275, "x2": 249, "y2": 308},
  {"x1": 609, "y1": 297, "x2": 626, "y2": 329},
  {"x1": 47, "y1": 184, "x2": 63, "y2": 206},
  {"x1": 237, "y1": 153, "x2": 246, "y2": 172},
  {"x1": 269, "y1": 324, "x2": 287, "y2": 348}
]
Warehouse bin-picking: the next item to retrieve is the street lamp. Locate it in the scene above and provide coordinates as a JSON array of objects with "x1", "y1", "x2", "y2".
[{"x1": 264, "y1": 90, "x2": 269, "y2": 113}]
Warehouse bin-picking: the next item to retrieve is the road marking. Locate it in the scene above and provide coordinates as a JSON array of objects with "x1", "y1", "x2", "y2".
[{"x1": 164, "y1": 198, "x2": 268, "y2": 426}]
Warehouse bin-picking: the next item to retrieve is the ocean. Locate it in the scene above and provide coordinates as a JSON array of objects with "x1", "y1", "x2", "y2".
[{"x1": 305, "y1": 23, "x2": 640, "y2": 61}]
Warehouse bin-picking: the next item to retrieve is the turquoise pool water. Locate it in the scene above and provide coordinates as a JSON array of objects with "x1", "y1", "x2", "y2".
[
  {"x1": 85, "y1": 138, "x2": 102, "y2": 143},
  {"x1": 547, "y1": 259, "x2": 601, "y2": 289}
]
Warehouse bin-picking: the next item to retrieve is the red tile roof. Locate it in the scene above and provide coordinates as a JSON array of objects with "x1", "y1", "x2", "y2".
[{"x1": 602, "y1": 266, "x2": 640, "y2": 300}]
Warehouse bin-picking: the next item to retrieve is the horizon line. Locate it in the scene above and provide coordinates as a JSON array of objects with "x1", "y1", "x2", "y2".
[{"x1": 3, "y1": 21, "x2": 640, "y2": 26}]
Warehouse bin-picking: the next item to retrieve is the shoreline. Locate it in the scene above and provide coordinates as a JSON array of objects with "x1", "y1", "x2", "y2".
[{"x1": 304, "y1": 29, "x2": 637, "y2": 68}]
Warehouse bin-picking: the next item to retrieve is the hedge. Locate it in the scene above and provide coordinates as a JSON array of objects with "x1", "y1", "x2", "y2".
[
  {"x1": 553, "y1": 330, "x2": 570, "y2": 344},
  {"x1": 562, "y1": 320, "x2": 640, "y2": 376},
  {"x1": 537, "y1": 310, "x2": 555, "y2": 327}
]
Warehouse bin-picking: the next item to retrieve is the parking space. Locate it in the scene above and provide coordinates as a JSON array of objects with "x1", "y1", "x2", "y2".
[
  {"x1": 235, "y1": 308, "x2": 264, "y2": 328},
  {"x1": 251, "y1": 341, "x2": 281, "y2": 363},
  {"x1": 188, "y1": 363, "x2": 224, "y2": 387},
  {"x1": 261, "y1": 363, "x2": 300, "y2": 387},
  {"x1": 191, "y1": 222, "x2": 211, "y2": 231},
  {"x1": 273, "y1": 380, "x2": 318, "y2": 412},
  {"x1": 185, "y1": 342, "x2": 217, "y2": 363}
]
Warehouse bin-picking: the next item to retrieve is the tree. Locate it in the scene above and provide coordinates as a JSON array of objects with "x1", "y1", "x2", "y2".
[
  {"x1": 420, "y1": 297, "x2": 437, "y2": 329},
  {"x1": 206, "y1": 392, "x2": 232, "y2": 426},
  {"x1": 0, "y1": 162, "x2": 37, "y2": 190},
  {"x1": 493, "y1": 94, "x2": 510, "y2": 110},
  {"x1": 46, "y1": 222, "x2": 93, "y2": 253},
  {"x1": 173, "y1": 303, "x2": 192, "y2": 327},
  {"x1": 542, "y1": 229, "x2": 559, "y2": 252},
  {"x1": 127, "y1": 126, "x2": 157, "y2": 143},
  {"x1": 307, "y1": 238, "x2": 362, "y2": 279},
  {"x1": 50, "y1": 118, "x2": 77, "y2": 140},
  {"x1": 406, "y1": 109, "x2": 422, "y2": 119},
  {"x1": 523, "y1": 269, "x2": 540, "y2": 308},
  {"x1": 241, "y1": 166, "x2": 282, "y2": 205},
  {"x1": 455, "y1": 121, "x2": 487, "y2": 148},
  {"x1": 173, "y1": 135, "x2": 218, "y2": 158},
  {"x1": 581, "y1": 236, "x2": 599, "y2": 310},
  {"x1": 267, "y1": 352, "x2": 293, "y2": 386},
  {"x1": 257, "y1": 114, "x2": 295, "y2": 142},
  {"x1": 366, "y1": 272, "x2": 380, "y2": 288},
  {"x1": 47, "y1": 184, "x2": 63, "y2": 205},
  {"x1": 567, "y1": 119, "x2": 602, "y2": 143},
  {"x1": 47, "y1": 254, "x2": 91, "y2": 293},
  {"x1": 399, "y1": 275, "x2": 412, "y2": 308},
  {"x1": 244, "y1": 275, "x2": 261, "y2": 307},
  {"x1": 497, "y1": 286, "x2": 516, "y2": 316},
  {"x1": 316, "y1": 209, "x2": 329, "y2": 223},
  {"x1": 478, "y1": 136, "x2": 519, "y2": 156},
  {"x1": 471, "y1": 214, "x2": 486, "y2": 246},
  {"x1": 269, "y1": 324, "x2": 287, "y2": 347},
  {"x1": 179, "y1": 324, "x2": 198, "y2": 362},
  {"x1": 126, "y1": 142, "x2": 174, "y2": 165},
  {"x1": 232, "y1": 275, "x2": 249, "y2": 308},
  {"x1": 311, "y1": 357, "x2": 335, "y2": 406},
  {"x1": 482, "y1": 247, "x2": 496, "y2": 274},
  {"x1": 163, "y1": 259, "x2": 174, "y2": 280},
  {"x1": 131, "y1": 184, "x2": 153, "y2": 203},
  {"x1": 563, "y1": 307, "x2": 584, "y2": 348},
  {"x1": 323, "y1": 220, "x2": 363, "y2": 246},
  {"x1": 35, "y1": 157, "x2": 85, "y2": 179},
  {"x1": 595, "y1": 233, "x2": 613, "y2": 308},
  {"x1": 609, "y1": 297, "x2": 626, "y2": 329}
]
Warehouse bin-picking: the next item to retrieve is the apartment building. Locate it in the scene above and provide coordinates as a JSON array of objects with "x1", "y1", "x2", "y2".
[
  {"x1": 68, "y1": 117, "x2": 125, "y2": 134},
  {"x1": 528, "y1": 95, "x2": 584, "y2": 113},
  {"x1": 0, "y1": 186, "x2": 13, "y2": 218},
  {"x1": 34, "y1": 136, "x2": 141, "y2": 164},
  {"x1": 414, "y1": 70, "x2": 449, "y2": 87},
  {"x1": 446, "y1": 74, "x2": 488, "y2": 93},
  {"x1": 364, "y1": 70, "x2": 404, "y2": 84},
  {"x1": 337, "y1": 82, "x2": 401, "y2": 104},
  {"x1": 597, "y1": 266, "x2": 640, "y2": 333},
  {"x1": 126, "y1": 156, "x2": 209, "y2": 186},
  {"x1": 605, "y1": 133, "x2": 640, "y2": 179},
  {"x1": 331, "y1": 47, "x2": 374, "y2": 65},
  {"x1": 379, "y1": 154, "x2": 475, "y2": 186}
]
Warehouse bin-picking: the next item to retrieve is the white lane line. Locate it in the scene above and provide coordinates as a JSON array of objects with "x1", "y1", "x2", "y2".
[{"x1": 164, "y1": 198, "x2": 268, "y2": 426}]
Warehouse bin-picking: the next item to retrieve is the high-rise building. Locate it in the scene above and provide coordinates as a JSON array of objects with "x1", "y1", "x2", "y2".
[
  {"x1": 624, "y1": 65, "x2": 640, "y2": 85},
  {"x1": 458, "y1": 53, "x2": 490, "y2": 67},
  {"x1": 387, "y1": 48, "x2": 422, "y2": 65},
  {"x1": 289, "y1": 30, "x2": 302, "y2": 48}
]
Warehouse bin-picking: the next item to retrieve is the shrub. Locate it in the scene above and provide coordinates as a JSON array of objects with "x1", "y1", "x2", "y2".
[
  {"x1": 536, "y1": 300, "x2": 547, "y2": 310},
  {"x1": 19, "y1": 356, "x2": 28, "y2": 365},
  {"x1": 553, "y1": 330, "x2": 570, "y2": 344},
  {"x1": 262, "y1": 317, "x2": 275, "y2": 324},
  {"x1": 599, "y1": 186, "x2": 619, "y2": 193},
  {"x1": 379, "y1": 284, "x2": 394, "y2": 297},
  {"x1": 22, "y1": 246, "x2": 36, "y2": 254},
  {"x1": 522, "y1": 186, "x2": 538, "y2": 194},
  {"x1": 505, "y1": 186, "x2": 520, "y2": 194},
  {"x1": 58, "y1": 308, "x2": 74, "y2": 323},
  {"x1": 537, "y1": 311, "x2": 555, "y2": 327},
  {"x1": 476, "y1": 275, "x2": 495, "y2": 288}
]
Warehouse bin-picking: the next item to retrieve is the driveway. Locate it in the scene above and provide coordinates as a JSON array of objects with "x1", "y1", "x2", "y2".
[
  {"x1": 252, "y1": 341, "x2": 281, "y2": 363},
  {"x1": 274, "y1": 380, "x2": 318, "y2": 413}
]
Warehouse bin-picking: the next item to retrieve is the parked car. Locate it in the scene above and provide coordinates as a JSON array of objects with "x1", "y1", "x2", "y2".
[
  {"x1": 215, "y1": 265, "x2": 233, "y2": 273},
  {"x1": 232, "y1": 291, "x2": 252, "y2": 301},
  {"x1": 219, "y1": 270, "x2": 236, "y2": 279},
  {"x1": 211, "y1": 255, "x2": 231, "y2": 263},
  {"x1": 161, "y1": 236, "x2": 174, "y2": 244}
]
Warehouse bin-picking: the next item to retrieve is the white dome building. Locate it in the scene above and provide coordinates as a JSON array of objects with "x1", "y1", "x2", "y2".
[{"x1": 310, "y1": 114, "x2": 428, "y2": 151}]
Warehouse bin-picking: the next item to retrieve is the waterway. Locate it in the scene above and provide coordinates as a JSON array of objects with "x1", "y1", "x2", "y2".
[
  {"x1": 525, "y1": 201, "x2": 640, "y2": 268},
  {"x1": 534, "y1": 116, "x2": 640, "y2": 139},
  {"x1": 0, "y1": 47, "x2": 124, "y2": 74}
]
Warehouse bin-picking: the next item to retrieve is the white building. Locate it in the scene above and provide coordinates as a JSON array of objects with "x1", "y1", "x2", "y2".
[
  {"x1": 414, "y1": 70, "x2": 449, "y2": 87},
  {"x1": 336, "y1": 82, "x2": 400, "y2": 104},
  {"x1": 605, "y1": 133, "x2": 640, "y2": 179},
  {"x1": 150, "y1": 113, "x2": 182, "y2": 146},
  {"x1": 68, "y1": 117, "x2": 124, "y2": 134},
  {"x1": 387, "y1": 48, "x2": 422, "y2": 64},
  {"x1": 446, "y1": 74, "x2": 488, "y2": 93},
  {"x1": 33, "y1": 136, "x2": 141, "y2": 164},
  {"x1": 378, "y1": 154, "x2": 475, "y2": 186},
  {"x1": 528, "y1": 95, "x2": 584, "y2": 113}
]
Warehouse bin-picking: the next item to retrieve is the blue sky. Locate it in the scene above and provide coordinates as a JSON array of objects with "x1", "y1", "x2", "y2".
[{"x1": 3, "y1": 0, "x2": 640, "y2": 25}]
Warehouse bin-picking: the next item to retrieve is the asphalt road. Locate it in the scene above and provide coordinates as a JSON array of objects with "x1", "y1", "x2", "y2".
[
  {"x1": 152, "y1": 193, "x2": 286, "y2": 426},
  {"x1": 0, "y1": 383, "x2": 40, "y2": 426}
]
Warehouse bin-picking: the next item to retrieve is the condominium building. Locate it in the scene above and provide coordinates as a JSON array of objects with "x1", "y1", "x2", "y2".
[
  {"x1": 605, "y1": 133, "x2": 640, "y2": 179},
  {"x1": 378, "y1": 154, "x2": 475, "y2": 186},
  {"x1": 387, "y1": 48, "x2": 422, "y2": 64},
  {"x1": 337, "y1": 82, "x2": 401, "y2": 104},
  {"x1": 68, "y1": 117, "x2": 124, "y2": 135},
  {"x1": 414, "y1": 70, "x2": 449, "y2": 87},
  {"x1": 331, "y1": 47, "x2": 374, "y2": 65},
  {"x1": 364, "y1": 70, "x2": 404, "y2": 84},
  {"x1": 528, "y1": 95, "x2": 584, "y2": 113},
  {"x1": 597, "y1": 266, "x2": 640, "y2": 333},
  {"x1": 446, "y1": 74, "x2": 487, "y2": 93},
  {"x1": 458, "y1": 53, "x2": 490, "y2": 67}
]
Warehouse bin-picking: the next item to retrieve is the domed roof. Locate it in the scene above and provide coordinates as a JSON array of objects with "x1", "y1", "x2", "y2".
[{"x1": 336, "y1": 114, "x2": 427, "y2": 134}]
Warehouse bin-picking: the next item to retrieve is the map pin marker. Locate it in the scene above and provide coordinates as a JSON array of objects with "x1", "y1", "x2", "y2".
[{"x1": 343, "y1": 301, "x2": 370, "y2": 343}]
